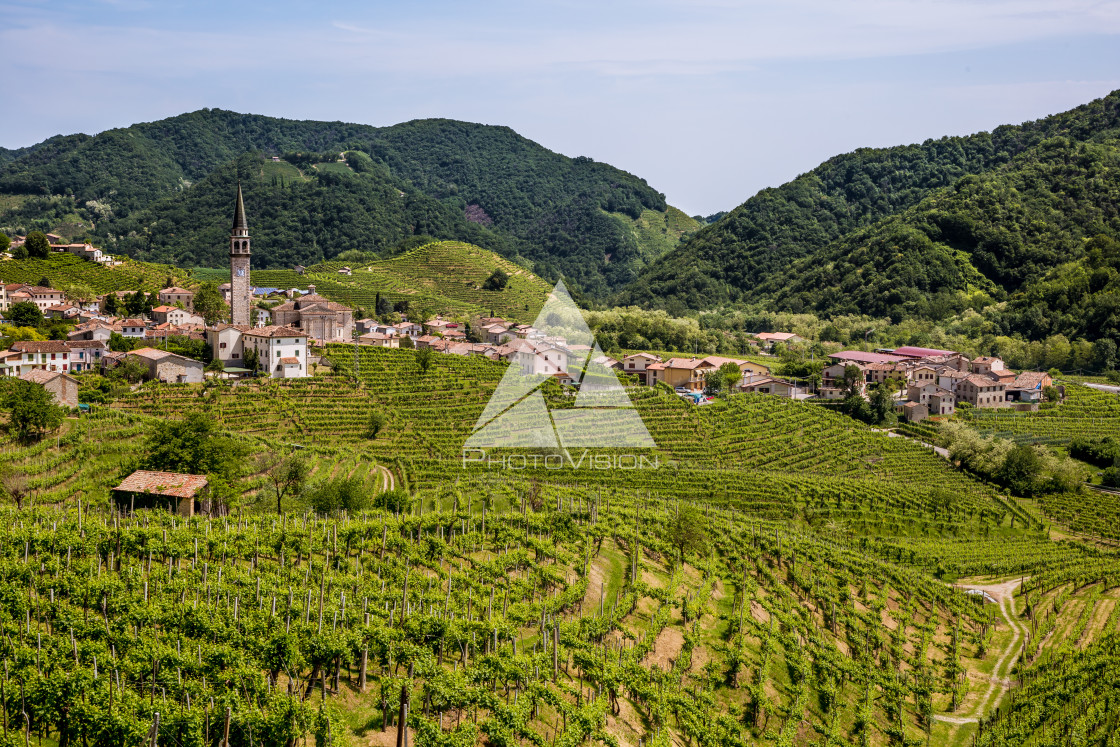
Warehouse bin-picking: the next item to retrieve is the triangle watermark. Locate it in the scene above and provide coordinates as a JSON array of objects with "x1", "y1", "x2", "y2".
[{"x1": 462, "y1": 280, "x2": 657, "y2": 467}]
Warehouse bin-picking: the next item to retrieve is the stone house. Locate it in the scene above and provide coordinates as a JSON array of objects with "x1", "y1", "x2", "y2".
[{"x1": 19, "y1": 369, "x2": 79, "y2": 408}]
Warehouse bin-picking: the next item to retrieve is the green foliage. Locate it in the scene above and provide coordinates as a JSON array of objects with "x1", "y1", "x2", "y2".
[
  {"x1": 1, "y1": 378, "x2": 65, "y2": 441},
  {"x1": 1069, "y1": 436, "x2": 1120, "y2": 468},
  {"x1": 622, "y1": 90, "x2": 1120, "y2": 353},
  {"x1": 366, "y1": 410, "x2": 387, "y2": 439},
  {"x1": 108, "y1": 355, "x2": 148, "y2": 384},
  {"x1": 371, "y1": 487, "x2": 412, "y2": 513},
  {"x1": 7, "y1": 300, "x2": 42, "y2": 327},
  {"x1": 482, "y1": 267, "x2": 509, "y2": 291},
  {"x1": 24, "y1": 230, "x2": 49, "y2": 258},
  {"x1": 0, "y1": 232, "x2": 9, "y2": 252},
  {"x1": 939, "y1": 421, "x2": 1084, "y2": 497},
  {"x1": 664, "y1": 504, "x2": 709, "y2": 563},
  {"x1": 140, "y1": 411, "x2": 247, "y2": 481},
  {"x1": 415, "y1": 347, "x2": 432, "y2": 374},
  {"x1": 192, "y1": 280, "x2": 227, "y2": 325},
  {"x1": 307, "y1": 475, "x2": 367, "y2": 514},
  {"x1": 243, "y1": 347, "x2": 261, "y2": 374},
  {"x1": 0, "y1": 111, "x2": 685, "y2": 297}
]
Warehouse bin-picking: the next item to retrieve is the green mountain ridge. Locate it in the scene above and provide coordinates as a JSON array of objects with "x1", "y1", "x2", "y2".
[
  {"x1": 0, "y1": 110, "x2": 683, "y2": 297},
  {"x1": 762, "y1": 136, "x2": 1120, "y2": 342},
  {"x1": 619, "y1": 89, "x2": 1120, "y2": 319}
]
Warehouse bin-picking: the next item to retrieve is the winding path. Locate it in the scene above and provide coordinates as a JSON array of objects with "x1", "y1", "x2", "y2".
[
  {"x1": 376, "y1": 464, "x2": 396, "y2": 492},
  {"x1": 933, "y1": 578, "x2": 1026, "y2": 726}
]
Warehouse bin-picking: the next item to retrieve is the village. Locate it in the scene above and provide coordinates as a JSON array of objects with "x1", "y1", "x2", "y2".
[{"x1": 0, "y1": 188, "x2": 1055, "y2": 423}]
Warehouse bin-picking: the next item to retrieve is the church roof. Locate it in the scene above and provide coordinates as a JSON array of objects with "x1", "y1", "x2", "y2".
[{"x1": 231, "y1": 182, "x2": 248, "y2": 233}]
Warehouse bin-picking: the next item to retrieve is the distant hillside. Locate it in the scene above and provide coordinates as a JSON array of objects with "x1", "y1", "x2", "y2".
[
  {"x1": 0, "y1": 110, "x2": 685, "y2": 298},
  {"x1": 197, "y1": 240, "x2": 553, "y2": 323},
  {"x1": 762, "y1": 136, "x2": 1120, "y2": 343},
  {"x1": 621, "y1": 89, "x2": 1120, "y2": 314},
  {"x1": 110, "y1": 153, "x2": 514, "y2": 269}
]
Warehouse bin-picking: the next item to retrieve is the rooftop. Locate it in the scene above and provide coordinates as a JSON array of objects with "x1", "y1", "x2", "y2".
[
  {"x1": 114, "y1": 470, "x2": 208, "y2": 499},
  {"x1": 828, "y1": 350, "x2": 907, "y2": 364},
  {"x1": 892, "y1": 346, "x2": 958, "y2": 358}
]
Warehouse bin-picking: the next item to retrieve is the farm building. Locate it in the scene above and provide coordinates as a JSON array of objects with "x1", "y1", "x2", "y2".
[{"x1": 113, "y1": 470, "x2": 210, "y2": 516}]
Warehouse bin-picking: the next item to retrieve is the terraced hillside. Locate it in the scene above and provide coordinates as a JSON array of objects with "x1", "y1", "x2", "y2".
[
  {"x1": 111, "y1": 346, "x2": 1027, "y2": 537},
  {"x1": 0, "y1": 494, "x2": 1084, "y2": 747},
  {"x1": 0, "y1": 253, "x2": 189, "y2": 295},
  {"x1": 198, "y1": 241, "x2": 553, "y2": 322},
  {"x1": 2, "y1": 348, "x2": 1118, "y2": 745}
]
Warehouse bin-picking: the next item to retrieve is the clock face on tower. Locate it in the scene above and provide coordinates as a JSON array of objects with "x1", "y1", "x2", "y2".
[{"x1": 237, "y1": 268, "x2": 245, "y2": 277}]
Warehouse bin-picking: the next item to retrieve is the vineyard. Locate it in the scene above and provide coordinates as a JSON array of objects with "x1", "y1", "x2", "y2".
[
  {"x1": 0, "y1": 489, "x2": 1070, "y2": 747},
  {"x1": 960, "y1": 383, "x2": 1120, "y2": 446},
  {"x1": 0, "y1": 254, "x2": 188, "y2": 295},
  {"x1": 3, "y1": 344, "x2": 1119, "y2": 744},
  {"x1": 107, "y1": 346, "x2": 1032, "y2": 539}
]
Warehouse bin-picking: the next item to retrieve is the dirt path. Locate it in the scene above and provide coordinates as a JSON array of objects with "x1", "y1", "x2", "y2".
[
  {"x1": 377, "y1": 464, "x2": 395, "y2": 492},
  {"x1": 933, "y1": 578, "x2": 1026, "y2": 726},
  {"x1": 883, "y1": 429, "x2": 950, "y2": 459}
]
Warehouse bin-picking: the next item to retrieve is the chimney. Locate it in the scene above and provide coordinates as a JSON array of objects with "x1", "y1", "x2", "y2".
[{"x1": 307, "y1": 284, "x2": 316, "y2": 294}]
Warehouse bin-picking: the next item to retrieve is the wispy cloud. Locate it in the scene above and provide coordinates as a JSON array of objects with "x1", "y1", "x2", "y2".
[{"x1": 0, "y1": 0, "x2": 1118, "y2": 212}]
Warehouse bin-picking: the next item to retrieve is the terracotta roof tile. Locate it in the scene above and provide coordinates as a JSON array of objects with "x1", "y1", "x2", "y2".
[{"x1": 114, "y1": 470, "x2": 208, "y2": 499}]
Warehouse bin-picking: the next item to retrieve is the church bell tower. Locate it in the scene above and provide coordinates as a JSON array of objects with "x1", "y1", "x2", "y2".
[{"x1": 229, "y1": 183, "x2": 251, "y2": 326}]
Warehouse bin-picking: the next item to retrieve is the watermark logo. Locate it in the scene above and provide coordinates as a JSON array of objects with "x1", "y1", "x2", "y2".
[{"x1": 462, "y1": 280, "x2": 657, "y2": 469}]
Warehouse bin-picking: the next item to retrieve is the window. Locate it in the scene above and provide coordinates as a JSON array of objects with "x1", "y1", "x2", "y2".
[{"x1": 220, "y1": 342, "x2": 227, "y2": 349}]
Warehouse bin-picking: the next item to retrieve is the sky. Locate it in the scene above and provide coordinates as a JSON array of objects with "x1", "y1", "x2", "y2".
[{"x1": 1, "y1": 0, "x2": 1119, "y2": 215}]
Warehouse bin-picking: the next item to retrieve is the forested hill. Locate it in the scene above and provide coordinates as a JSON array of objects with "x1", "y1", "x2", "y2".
[
  {"x1": 618, "y1": 89, "x2": 1120, "y2": 316},
  {"x1": 0, "y1": 110, "x2": 688, "y2": 297}
]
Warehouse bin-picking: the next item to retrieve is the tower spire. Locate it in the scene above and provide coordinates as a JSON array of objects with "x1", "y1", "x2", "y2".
[{"x1": 232, "y1": 181, "x2": 249, "y2": 234}]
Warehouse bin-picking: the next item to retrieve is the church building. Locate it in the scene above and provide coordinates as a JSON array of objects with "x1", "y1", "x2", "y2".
[
  {"x1": 229, "y1": 183, "x2": 252, "y2": 326},
  {"x1": 271, "y1": 285, "x2": 355, "y2": 341}
]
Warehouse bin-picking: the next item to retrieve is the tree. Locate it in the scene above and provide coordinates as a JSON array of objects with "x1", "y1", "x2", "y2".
[
  {"x1": 108, "y1": 356, "x2": 149, "y2": 384},
  {"x1": 243, "y1": 347, "x2": 261, "y2": 375},
  {"x1": 11, "y1": 243, "x2": 28, "y2": 260},
  {"x1": 124, "y1": 290, "x2": 146, "y2": 317},
  {"x1": 265, "y1": 453, "x2": 309, "y2": 515},
  {"x1": 0, "y1": 467, "x2": 29, "y2": 508},
  {"x1": 37, "y1": 277, "x2": 51, "y2": 289},
  {"x1": 842, "y1": 364, "x2": 864, "y2": 398},
  {"x1": 2, "y1": 380, "x2": 65, "y2": 441},
  {"x1": 308, "y1": 476, "x2": 367, "y2": 515},
  {"x1": 102, "y1": 293, "x2": 120, "y2": 316},
  {"x1": 193, "y1": 282, "x2": 228, "y2": 325},
  {"x1": 705, "y1": 361, "x2": 743, "y2": 396},
  {"x1": 376, "y1": 295, "x2": 394, "y2": 317},
  {"x1": 999, "y1": 444, "x2": 1043, "y2": 496},
  {"x1": 399, "y1": 335, "x2": 414, "y2": 349},
  {"x1": 8, "y1": 301, "x2": 43, "y2": 328},
  {"x1": 0, "y1": 233, "x2": 9, "y2": 253},
  {"x1": 367, "y1": 411, "x2": 387, "y2": 439},
  {"x1": 140, "y1": 412, "x2": 246, "y2": 481},
  {"x1": 415, "y1": 346, "x2": 432, "y2": 374},
  {"x1": 483, "y1": 268, "x2": 509, "y2": 291},
  {"x1": 868, "y1": 383, "x2": 896, "y2": 425},
  {"x1": 665, "y1": 504, "x2": 709, "y2": 564},
  {"x1": 24, "y1": 232, "x2": 49, "y2": 259},
  {"x1": 205, "y1": 359, "x2": 225, "y2": 375}
]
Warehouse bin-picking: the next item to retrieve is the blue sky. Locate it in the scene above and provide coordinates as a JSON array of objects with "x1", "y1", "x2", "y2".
[{"x1": 2, "y1": 0, "x2": 1119, "y2": 215}]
